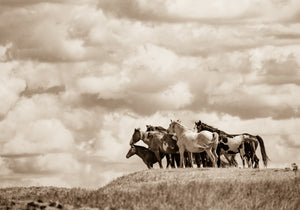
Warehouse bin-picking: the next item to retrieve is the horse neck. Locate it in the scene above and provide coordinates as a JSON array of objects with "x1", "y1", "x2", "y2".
[
  {"x1": 174, "y1": 124, "x2": 186, "y2": 136},
  {"x1": 202, "y1": 126, "x2": 218, "y2": 133},
  {"x1": 140, "y1": 131, "x2": 150, "y2": 146},
  {"x1": 134, "y1": 147, "x2": 147, "y2": 160}
]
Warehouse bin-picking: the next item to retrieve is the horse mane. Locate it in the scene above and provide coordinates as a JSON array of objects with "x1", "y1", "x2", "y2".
[
  {"x1": 201, "y1": 122, "x2": 221, "y2": 133},
  {"x1": 198, "y1": 121, "x2": 234, "y2": 137},
  {"x1": 132, "y1": 144, "x2": 149, "y2": 151},
  {"x1": 146, "y1": 125, "x2": 167, "y2": 132}
]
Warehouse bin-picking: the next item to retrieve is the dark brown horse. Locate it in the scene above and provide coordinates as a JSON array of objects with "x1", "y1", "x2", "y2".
[
  {"x1": 126, "y1": 145, "x2": 165, "y2": 169},
  {"x1": 195, "y1": 120, "x2": 268, "y2": 168},
  {"x1": 145, "y1": 125, "x2": 192, "y2": 168},
  {"x1": 130, "y1": 128, "x2": 170, "y2": 168}
]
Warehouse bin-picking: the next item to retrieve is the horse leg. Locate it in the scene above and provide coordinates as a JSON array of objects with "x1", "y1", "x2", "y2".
[
  {"x1": 200, "y1": 152, "x2": 206, "y2": 167},
  {"x1": 169, "y1": 154, "x2": 174, "y2": 168},
  {"x1": 216, "y1": 145, "x2": 221, "y2": 168},
  {"x1": 231, "y1": 155, "x2": 238, "y2": 167},
  {"x1": 254, "y1": 155, "x2": 259, "y2": 168},
  {"x1": 188, "y1": 152, "x2": 193, "y2": 168},
  {"x1": 246, "y1": 154, "x2": 252, "y2": 168},
  {"x1": 154, "y1": 150, "x2": 163, "y2": 168},
  {"x1": 205, "y1": 149, "x2": 216, "y2": 167},
  {"x1": 250, "y1": 141, "x2": 257, "y2": 168},
  {"x1": 166, "y1": 154, "x2": 170, "y2": 168},
  {"x1": 194, "y1": 153, "x2": 201, "y2": 168},
  {"x1": 223, "y1": 154, "x2": 232, "y2": 166},
  {"x1": 179, "y1": 149, "x2": 184, "y2": 168},
  {"x1": 241, "y1": 155, "x2": 245, "y2": 168},
  {"x1": 212, "y1": 143, "x2": 218, "y2": 167},
  {"x1": 238, "y1": 142, "x2": 245, "y2": 168},
  {"x1": 175, "y1": 154, "x2": 180, "y2": 168}
]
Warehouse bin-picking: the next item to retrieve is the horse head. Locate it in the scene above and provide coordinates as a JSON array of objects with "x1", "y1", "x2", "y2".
[
  {"x1": 167, "y1": 120, "x2": 176, "y2": 133},
  {"x1": 126, "y1": 145, "x2": 137, "y2": 158},
  {"x1": 146, "y1": 125, "x2": 154, "y2": 132},
  {"x1": 167, "y1": 120, "x2": 183, "y2": 134},
  {"x1": 195, "y1": 120, "x2": 202, "y2": 132},
  {"x1": 130, "y1": 128, "x2": 142, "y2": 146},
  {"x1": 161, "y1": 134, "x2": 179, "y2": 152}
]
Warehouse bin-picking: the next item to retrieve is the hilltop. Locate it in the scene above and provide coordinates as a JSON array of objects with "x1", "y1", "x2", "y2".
[{"x1": 0, "y1": 168, "x2": 299, "y2": 209}]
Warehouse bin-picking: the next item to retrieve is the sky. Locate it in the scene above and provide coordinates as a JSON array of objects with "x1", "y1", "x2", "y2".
[{"x1": 0, "y1": 0, "x2": 299, "y2": 188}]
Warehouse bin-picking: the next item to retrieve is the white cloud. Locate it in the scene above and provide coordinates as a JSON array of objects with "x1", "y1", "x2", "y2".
[
  {"x1": 155, "y1": 82, "x2": 194, "y2": 109},
  {"x1": 0, "y1": 76, "x2": 26, "y2": 116},
  {"x1": 1, "y1": 119, "x2": 74, "y2": 154},
  {"x1": 36, "y1": 153, "x2": 80, "y2": 173},
  {"x1": 77, "y1": 75, "x2": 130, "y2": 99},
  {"x1": 0, "y1": 157, "x2": 12, "y2": 175}
]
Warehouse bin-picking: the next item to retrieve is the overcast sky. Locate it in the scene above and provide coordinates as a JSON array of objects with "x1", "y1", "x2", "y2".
[{"x1": 0, "y1": 0, "x2": 299, "y2": 188}]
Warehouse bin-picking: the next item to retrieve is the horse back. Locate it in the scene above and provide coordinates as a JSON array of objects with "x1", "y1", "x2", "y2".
[
  {"x1": 181, "y1": 130, "x2": 215, "y2": 148},
  {"x1": 197, "y1": 130, "x2": 215, "y2": 142}
]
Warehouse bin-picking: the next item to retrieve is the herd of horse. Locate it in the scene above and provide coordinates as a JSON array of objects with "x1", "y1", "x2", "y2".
[{"x1": 126, "y1": 120, "x2": 269, "y2": 169}]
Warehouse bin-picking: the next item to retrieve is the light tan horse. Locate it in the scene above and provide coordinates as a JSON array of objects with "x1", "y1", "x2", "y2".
[{"x1": 167, "y1": 120, "x2": 219, "y2": 168}]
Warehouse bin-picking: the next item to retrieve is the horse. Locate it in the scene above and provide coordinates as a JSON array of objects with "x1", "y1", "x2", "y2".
[
  {"x1": 167, "y1": 120, "x2": 219, "y2": 168},
  {"x1": 146, "y1": 125, "x2": 193, "y2": 168},
  {"x1": 146, "y1": 125, "x2": 168, "y2": 133},
  {"x1": 193, "y1": 122, "x2": 237, "y2": 167},
  {"x1": 195, "y1": 120, "x2": 269, "y2": 168},
  {"x1": 130, "y1": 128, "x2": 174, "y2": 168},
  {"x1": 126, "y1": 145, "x2": 165, "y2": 169}
]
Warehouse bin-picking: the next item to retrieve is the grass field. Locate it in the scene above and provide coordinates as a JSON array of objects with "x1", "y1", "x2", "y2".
[{"x1": 0, "y1": 168, "x2": 299, "y2": 209}]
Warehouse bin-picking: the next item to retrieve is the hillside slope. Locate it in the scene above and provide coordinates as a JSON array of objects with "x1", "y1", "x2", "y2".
[{"x1": 0, "y1": 168, "x2": 299, "y2": 209}]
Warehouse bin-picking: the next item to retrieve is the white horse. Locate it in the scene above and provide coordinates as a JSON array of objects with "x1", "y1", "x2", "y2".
[{"x1": 167, "y1": 120, "x2": 219, "y2": 168}]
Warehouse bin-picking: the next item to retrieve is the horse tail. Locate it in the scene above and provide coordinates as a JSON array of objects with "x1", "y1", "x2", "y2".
[{"x1": 256, "y1": 135, "x2": 269, "y2": 167}]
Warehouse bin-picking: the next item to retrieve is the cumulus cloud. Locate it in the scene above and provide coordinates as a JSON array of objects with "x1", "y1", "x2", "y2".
[
  {"x1": 77, "y1": 75, "x2": 129, "y2": 99},
  {"x1": 0, "y1": 77, "x2": 26, "y2": 116},
  {"x1": 1, "y1": 119, "x2": 74, "y2": 155},
  {"x1": 0, "y1": 157, "x2": 12, "y2": 175},
  {"x1": 155, "y1": 82, "x2": 194, "y2": 109},
  {"x1": 98, "y1": 0, "x2": 300, "y2": 24}
]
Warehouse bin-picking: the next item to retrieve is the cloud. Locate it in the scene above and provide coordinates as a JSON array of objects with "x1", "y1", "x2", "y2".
[
  {"x1": 155, "y1": 82, "x2": 194, "y2": 109},
  {"x1": 0, "y1": 157, "x2": 12, "y2": 175},
  {"x1": 21, "y1": 85, "x2": 65, "y2": 97},
  {"x1": 259, "y1": 55, "x2": 300, "y2": 85},
  {"x1": 77, "y1": 75, "x2": 129, "y2": 99},
  {"x1": 0, "y1": 76, "x2": 26, "y2": 117},
  {"x1": 1, "y1": 119, "x2": 74, "y2": 155},
  {"x1": 98, "y1": 0, "x2": 300, "y2": 24},
  {"x1": 0, "y1": 3, "x2": 86, "y2": 62}
]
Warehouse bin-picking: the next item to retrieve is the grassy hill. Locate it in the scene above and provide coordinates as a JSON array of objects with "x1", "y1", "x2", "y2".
[{"x1": 0, "y1": 168, "x2": 299, "y2": 209}]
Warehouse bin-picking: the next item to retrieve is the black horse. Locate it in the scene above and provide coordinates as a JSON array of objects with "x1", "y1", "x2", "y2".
[{"x1": 126, "y1": 145, "x2": 165, "y2": 169}]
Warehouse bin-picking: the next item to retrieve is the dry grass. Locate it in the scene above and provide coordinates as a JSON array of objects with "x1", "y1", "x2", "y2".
[{"x1": 0, "y1": 168, "x2": 299, "y2": 209}]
